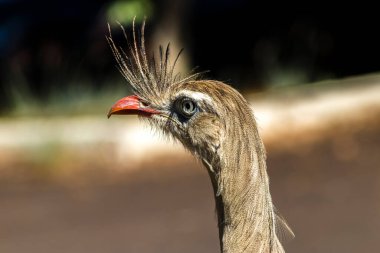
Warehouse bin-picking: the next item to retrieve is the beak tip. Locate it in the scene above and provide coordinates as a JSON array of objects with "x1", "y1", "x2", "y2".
[{"x1": 107, "y1": 110, "x2": 113, "y2": 119}]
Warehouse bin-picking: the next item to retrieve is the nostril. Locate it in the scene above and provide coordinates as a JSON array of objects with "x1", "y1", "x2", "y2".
[{"x1": 140, "y1": 101, "x2": 149, "y2": 107}]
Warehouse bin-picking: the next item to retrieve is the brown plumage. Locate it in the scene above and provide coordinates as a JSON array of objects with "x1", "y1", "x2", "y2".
[{"x1": 107, "y1": 19, "x2": 294, "y2": 253}]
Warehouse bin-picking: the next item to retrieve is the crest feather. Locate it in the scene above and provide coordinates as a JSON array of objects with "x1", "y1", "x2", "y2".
[{"x1": 106, "y1": 17, "x2": 201, "y2": 100}]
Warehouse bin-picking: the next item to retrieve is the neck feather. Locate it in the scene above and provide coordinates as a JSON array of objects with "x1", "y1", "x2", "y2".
[{"x1": 205, "y1": 109, "x2": 285, "y2": 253}]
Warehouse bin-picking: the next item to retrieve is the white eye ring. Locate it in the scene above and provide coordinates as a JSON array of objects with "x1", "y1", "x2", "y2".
[{"x1": 176, "y1": 98, "x2": 198, "y2": 117}]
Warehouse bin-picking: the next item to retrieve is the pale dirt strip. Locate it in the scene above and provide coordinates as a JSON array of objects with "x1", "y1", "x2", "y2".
[
  {"x1": 0, "y1": 74, "x2": 380, "y2": 164},
  {"x1": 251, "y1": 74, "x2": 380, "y2": 148}
]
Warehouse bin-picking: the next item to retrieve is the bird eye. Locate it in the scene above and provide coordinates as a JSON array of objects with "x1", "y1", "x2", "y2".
[{"x1": 175, "y1": 98, "x2": 198, "y2": 118}]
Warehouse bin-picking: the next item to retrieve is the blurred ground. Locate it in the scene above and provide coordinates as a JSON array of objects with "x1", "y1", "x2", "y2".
[{"x1": 1, "y1": 75, "x2": 380, "y2": 253}]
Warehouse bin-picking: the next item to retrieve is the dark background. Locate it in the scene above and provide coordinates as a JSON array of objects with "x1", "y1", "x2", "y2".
[{"x1": 1, "y1": 1, "x2": 379, "y2": 112}]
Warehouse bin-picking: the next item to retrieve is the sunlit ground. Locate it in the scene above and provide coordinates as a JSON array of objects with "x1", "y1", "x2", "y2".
[{"x1": 0, "y1": 74, "x2": 380, "y2": 253}]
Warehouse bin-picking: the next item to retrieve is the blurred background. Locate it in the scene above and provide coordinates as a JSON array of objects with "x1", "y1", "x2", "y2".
[{"x1": 1, "y1": 1, "x2": 380, "y2": 252}]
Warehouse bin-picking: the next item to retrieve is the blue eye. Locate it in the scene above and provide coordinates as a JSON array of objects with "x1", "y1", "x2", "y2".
[{"x1": 175, "y1": 98, "x2": 198, "y2": 118}]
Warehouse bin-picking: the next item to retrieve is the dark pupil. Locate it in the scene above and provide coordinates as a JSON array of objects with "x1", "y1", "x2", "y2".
[
  {"x1": 185, "y1": 102, "x2": 191, "y2": 110},
  {"x1": 176, "y1": 98, "x2": 197, "y2": 118}
]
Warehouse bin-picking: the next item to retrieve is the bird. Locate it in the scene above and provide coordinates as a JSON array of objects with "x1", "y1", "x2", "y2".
[{"x1": 107, "y1": 20, "x2": 294, "y2": 253}]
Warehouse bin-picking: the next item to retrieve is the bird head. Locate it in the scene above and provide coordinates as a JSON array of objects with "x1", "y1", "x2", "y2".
[
  {"x1": 107, "y1": 21, "x2": 256, "y2": 168},
  {"x1": 108, "y1": 80, "x2": 231, "y2": 160}
]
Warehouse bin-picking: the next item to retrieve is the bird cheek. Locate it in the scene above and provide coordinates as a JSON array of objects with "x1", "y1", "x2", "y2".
[{"x1": 188, "y1": 120, "x2": 222, "y2": 152}]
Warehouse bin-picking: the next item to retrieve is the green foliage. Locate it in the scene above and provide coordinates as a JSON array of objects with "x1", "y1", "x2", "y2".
[{"x1": 106, "y1": 0, "x2": 153, "y2": 26}]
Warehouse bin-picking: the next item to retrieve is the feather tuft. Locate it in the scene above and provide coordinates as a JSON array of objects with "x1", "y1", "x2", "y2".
[{"x1": 107, "y1": 18, "x2": 201, "y2": 101}]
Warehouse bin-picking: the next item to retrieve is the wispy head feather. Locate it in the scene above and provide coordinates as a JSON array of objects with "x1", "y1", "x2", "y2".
[{"x1": 106, "y1": 18, "x2": 200, "y2": 101}]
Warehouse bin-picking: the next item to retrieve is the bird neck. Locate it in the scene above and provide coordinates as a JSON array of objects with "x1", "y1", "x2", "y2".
[{"x1": 204, "y1": 124, "x2": 284, "y2": 253}]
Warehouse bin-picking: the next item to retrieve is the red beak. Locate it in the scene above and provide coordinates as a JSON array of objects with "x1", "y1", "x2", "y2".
[{"x1": 107, "y1": 95, "x2": 160, "y2": 118}]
